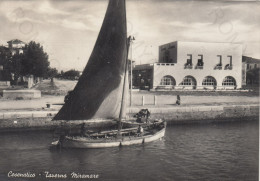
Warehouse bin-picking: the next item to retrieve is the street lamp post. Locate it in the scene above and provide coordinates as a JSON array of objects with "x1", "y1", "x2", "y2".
[{"x1": 129, "y1": 36, "x2": 135, "y2": 106}]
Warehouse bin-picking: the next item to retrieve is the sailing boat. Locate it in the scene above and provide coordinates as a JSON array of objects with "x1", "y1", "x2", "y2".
[{"x1": 52, "y1": 0, "x2": 166, "y2": 148}]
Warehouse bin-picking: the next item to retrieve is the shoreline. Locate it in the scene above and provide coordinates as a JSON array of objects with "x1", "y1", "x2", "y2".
[{"x1": 0, "y1": 104, "x2": 258, "y2": 132}]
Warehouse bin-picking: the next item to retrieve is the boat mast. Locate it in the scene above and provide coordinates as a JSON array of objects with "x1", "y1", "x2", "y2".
[
  {"x1": 118, "y1": 0, "x2": 130, "y2": 132},
  {"x1": 118, "y1": 36, "x2": 131, "y2": 132}
]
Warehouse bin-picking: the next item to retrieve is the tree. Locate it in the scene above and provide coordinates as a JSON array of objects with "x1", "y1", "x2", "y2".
[
  {"x1": 46, "y1": 67, "x2": 58, "y2": 78},
  {"x1": 9, "y1": 54, "x2": 23, "y2": 85},
  {"x1": 63, "y1": 69, "x2": 80, "y2": 80},
  {"x1": 0, "y1": 46, "x2": 12, "y2": 81},
  {"x1": 0, "y1": 46, "x2": 11, "y2": 67},
  {"x1": 21, "y1": 41, "x2": 49, "y2": 77}
]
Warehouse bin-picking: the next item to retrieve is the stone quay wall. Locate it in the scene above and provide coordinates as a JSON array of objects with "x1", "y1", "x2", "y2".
[
  {"x1": 3, "y1": 90, "x2": 41, "y2": 99},
  {"x1": 128, "y1": 104, "x2": 259, "y2": 124},
  {"x1": 0, "y1": 104, "x2": 258, "y2": 131}
]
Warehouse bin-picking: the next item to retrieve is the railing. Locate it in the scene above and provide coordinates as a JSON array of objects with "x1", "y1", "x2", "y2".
[
  {"x1": 184, "y1": 64, "x2": 193, "y2": 69},
  {"x1": 156, "y1": 85, "x2": 174, "y2": 90},
  {"x1": 195, "y1": 65, "x2": 203, "y2": 69},
  {"x1": 214, "y1": 65, "x2": 222, "y2": 70},
  {"x1": 156, "y1": 63, "x2": 175, "y2": 66},
  {"x1": 225, "y1": 65, "x2": 233, "y2": 70}
]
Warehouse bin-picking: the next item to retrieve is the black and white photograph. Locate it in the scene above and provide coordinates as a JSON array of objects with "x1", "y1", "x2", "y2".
[{"x1": 0, "y1": 0, "x2": 259, "y2": 180}]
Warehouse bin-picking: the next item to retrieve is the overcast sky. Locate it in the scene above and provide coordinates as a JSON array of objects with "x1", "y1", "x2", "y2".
[{"x1": 0, "y1": 0, "x2": 259, "y2": 71}]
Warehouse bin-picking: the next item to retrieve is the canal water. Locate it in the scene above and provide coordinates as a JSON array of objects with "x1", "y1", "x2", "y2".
[{"x1": 0, "y1": 119, "x2": 258, "y2": 181}]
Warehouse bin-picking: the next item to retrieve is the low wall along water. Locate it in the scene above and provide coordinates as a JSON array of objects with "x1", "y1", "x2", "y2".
[
  {"x1": 3, "y1": 90, "x2": 41, "y2": 99},
  {"x1": 0, "y1": 104, "x2": 258, "y2": 131}
]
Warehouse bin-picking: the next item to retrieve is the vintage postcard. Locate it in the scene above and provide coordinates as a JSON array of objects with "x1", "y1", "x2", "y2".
[{"x1": 0, "y1": 0, "x2": 259, "y2": 180}]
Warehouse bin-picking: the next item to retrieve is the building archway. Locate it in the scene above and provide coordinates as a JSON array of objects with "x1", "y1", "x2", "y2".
[
  {"x1": 222, "y1": 76, "x2": 236, "y2": 87},
  {"x1": 180, "y1": 75, "x2": 197, "y2": 88},
  {"x1": 202, "y1": 76, "x2": 217, "y2": 87},
  {"x1": 160, "y1": 75, "x2": 176, "y2": 86}
]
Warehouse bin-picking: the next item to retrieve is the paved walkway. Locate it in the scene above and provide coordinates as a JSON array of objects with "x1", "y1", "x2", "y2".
[
  {"x1": 0, "y1": 94, "x2": 258, "y2": 112},
  {"x1": 2, "y1": 79, "x2": 257, "y2": 112}
]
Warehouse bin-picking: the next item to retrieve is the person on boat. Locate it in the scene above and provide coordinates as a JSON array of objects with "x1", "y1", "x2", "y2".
[
  {"x1": 135, "y1": 110, "x2": 144, "y2": 123},
  {"x1": 176, "y1": 95, "x2": 181, "y2": 105},
  {"x1": 136, "y1": 116, "x2": 142, "y2": 123},
  {"x1": 140, "y1": 109, "x2": 148, "y2": 123},
  {"x1": 137, "y1": 125, "x2": 144, "y2": 136},
  {"x1": 145, "y1": 109, "x2": 150, "y2": 124}
]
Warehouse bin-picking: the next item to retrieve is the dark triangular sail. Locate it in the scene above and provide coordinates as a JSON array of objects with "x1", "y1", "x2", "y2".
[{"x1": 54, "y1": 0, "x2": 128, "y2": 120}]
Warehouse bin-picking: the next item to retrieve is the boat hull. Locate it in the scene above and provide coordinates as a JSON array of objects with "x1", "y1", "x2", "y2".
[{"x1": 60, "y1": 125, "x2": 166, "y2": 149}]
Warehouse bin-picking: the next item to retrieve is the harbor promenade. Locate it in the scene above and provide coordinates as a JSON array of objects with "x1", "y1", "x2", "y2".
[
  {"x1": 0, "y1": 93, "x2": 258, "y2": 113},
  {"x1": 0, "y1": 79, "x2": 258, "y2": 130},
  {"x1": 0, "y1": 90, "x2": 258, "y2": 112},
  {"x1": 0, "y1": 93, "x2": 258, "y2": 130}
]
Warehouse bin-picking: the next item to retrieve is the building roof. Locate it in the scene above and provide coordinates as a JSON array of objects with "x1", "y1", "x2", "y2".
[
  {"x1": 242, "y1": 56, "x2": 260, "y2": 64},
  {"x1": 133, "y1": 64, "x2": 154, "y2": 70},
  {"x1": 7, "y1": 39, "x2": 25, "y2": 44},
  {"x1": 160, "y1": 41, "x2": 242, "y2": 47}
]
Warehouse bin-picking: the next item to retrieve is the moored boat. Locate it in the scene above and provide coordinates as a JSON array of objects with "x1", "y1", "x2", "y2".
[
  {"x1": 55, "y1": 121, "x2": 166, "y2": 148},
  {"x1": 51, "y1": 0, "x2": 166, "y2": 149}
]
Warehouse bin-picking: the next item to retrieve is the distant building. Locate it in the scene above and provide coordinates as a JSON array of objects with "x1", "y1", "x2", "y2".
[
  {"x1": 7, "y1": 39, "x2": 26, "y2": 55},
  {"x1": 133, "y1": 41, "x2": 243, "y2": 90},
  {"x1": 242, "y1": 56, "x2": 260, "y2": 85},
  {"x1": 242, "y1": 56, "x2": 260, "y2": 70},
  {"x1": 132, "y1": 64, "x2": 153, "y2": 90}
]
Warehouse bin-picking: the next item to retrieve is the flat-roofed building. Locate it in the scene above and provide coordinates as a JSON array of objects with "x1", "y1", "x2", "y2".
[
  {"x1": 242, "y1": 56, "x2": 260, "y2": 70},
  {"x1": 7, "y1": 39, "x2": 26, "y2": 55},
  {"x1": 242, "y1": 56, "x2": 260, "y2": 85},
  {"x1": 133, "y1": 41, "x2": 243, "y2": 90}
]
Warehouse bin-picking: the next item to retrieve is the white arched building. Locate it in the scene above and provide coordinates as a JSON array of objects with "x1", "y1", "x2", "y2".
[{"x1": 132, "y1": 41, "x2": 242, "y2": 90}]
